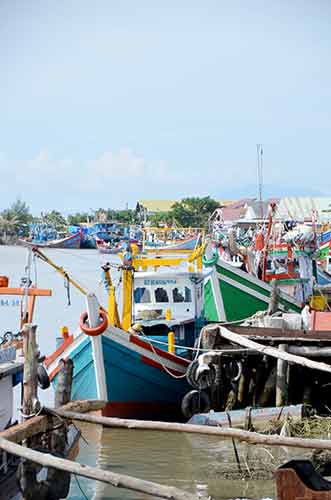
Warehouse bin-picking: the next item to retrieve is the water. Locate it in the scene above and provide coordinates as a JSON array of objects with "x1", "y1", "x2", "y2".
[{"x1": 0, "y1": 246, "x2": 279, "y2": 499}]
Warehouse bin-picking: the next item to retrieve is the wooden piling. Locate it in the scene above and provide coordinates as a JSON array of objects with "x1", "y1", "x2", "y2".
[
  {"x1": 258, "y1": 366, "x2": 276, "y2": 407},
  {"x1": 54, "y1": 358, "x2": 73, "y2": 408},
  {"x1": 267, "y1": 279, "x2": 279, "y2": 315},
  {"x1": 22, "y1": 324, "x2": 39, "y2": 420},
  {"x1": 276, "y1": 344, "x2": 288, "y2": 407}
]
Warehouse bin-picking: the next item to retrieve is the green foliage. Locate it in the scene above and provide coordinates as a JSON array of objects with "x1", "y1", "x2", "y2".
[
  {"x1": 169, "y1": 197, "x2": 219, "y2": 227},
  {"x1": 106, "y1": 209, "x2": 137, "y2": 224},
  {"x1": 0, "y1": 199, "x2": 33, "y2": 241},
  {"x1": 42, "y1": 210, "x2": 67, "y2": 231},
  {"x1": 67, "y1": 212, "x2": 91, "y2": 225},
  {"x1": 149, "y1": 211, "x2": 173, "y2": 227}
]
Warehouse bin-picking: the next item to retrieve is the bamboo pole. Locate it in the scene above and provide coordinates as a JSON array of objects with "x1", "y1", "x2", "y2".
[
  {"x1": 51, "y1": 410, "x2": 331, "y2": 452},
  {"x1": 0, "y1": 437, "x2": 203, "y2": 500},
  {"x1": 288, "y1": 346, "x2": 331, "y2": 357},
  {"x1": 0, "y1": 400, "x2": 105, "y2": 443},
  {"x1": 218, "y1": 326, "x2": 331, "y2": 374}
]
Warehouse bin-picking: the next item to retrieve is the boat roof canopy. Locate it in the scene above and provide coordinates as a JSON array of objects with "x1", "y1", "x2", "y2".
[{"x1": 134, "y1": 271, "x2": 204, "y2": 281}]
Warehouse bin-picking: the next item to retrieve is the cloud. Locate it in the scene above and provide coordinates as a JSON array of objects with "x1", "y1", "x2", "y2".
[{"x1": 0, "y1": 148, "x2": 171, "y2": 211}]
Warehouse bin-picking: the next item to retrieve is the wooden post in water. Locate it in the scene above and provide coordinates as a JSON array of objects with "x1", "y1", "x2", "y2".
[
  {"x1": 267, "y1": 279, "x2": 279, "y2": 315},
  {"x1": 54, "y1": 358, "x2": 73, "y2": 408},
  {"x1": 22, "y1": 324, "x2": 39, "y2": 420},
  {"x1": 19, "y1": 355, "x2": 76, "y2": 500},
  {"x1": 20, "y1": 324, "x2": 45, "y2": 500},
  {"x1": 276, "y1": 344, "x2": 288, "y2": 407}
]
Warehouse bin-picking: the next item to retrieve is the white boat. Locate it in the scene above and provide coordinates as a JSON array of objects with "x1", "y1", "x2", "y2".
[{"x1": 0, "y1": 345, "x2": 23, "y2": 431}]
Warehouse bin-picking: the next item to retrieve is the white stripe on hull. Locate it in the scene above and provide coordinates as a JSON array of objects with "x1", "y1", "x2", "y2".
[{"x1": 216, "y1": 261, "x2": 301, "y2": 308}]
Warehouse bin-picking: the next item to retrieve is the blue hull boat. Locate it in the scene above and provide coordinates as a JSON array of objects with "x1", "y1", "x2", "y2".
[{"x1": 46, "y1": 322, "x2": 190, "y2": 420}]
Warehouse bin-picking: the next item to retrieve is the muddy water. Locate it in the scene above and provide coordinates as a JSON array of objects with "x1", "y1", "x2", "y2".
[
  {"x1": 69, "y1": 424, "x2": 284, "y2": 499},
  {"x1": 0, "y1": 246, "x2": 299, "y2": 499}
]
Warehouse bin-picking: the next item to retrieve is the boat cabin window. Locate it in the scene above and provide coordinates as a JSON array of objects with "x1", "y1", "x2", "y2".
[
  {"x1": 134, "y1": 287, "x2": 151, "y2": 304},
  {"x1": 172, "y1": 286, "x2": 192, "y2": 303},
  {"x1": 155, "y1": 287, "x2": 169, "y2": 303}
]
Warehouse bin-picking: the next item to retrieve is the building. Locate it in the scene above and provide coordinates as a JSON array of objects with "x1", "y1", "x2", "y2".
[
  {"x1": 138, "y1": 199, "x2": 234, "y2": 216},
  {"x1": 276, "y1": 197, "x2": 331, "y2": 223}
]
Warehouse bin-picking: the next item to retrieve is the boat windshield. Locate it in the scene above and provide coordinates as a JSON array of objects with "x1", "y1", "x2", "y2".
[
  {"x1": 154, "y1": 287, "x2": 169, "y2": 303},
  {"x1": 134, "y1": 287, "x2": 151, "y2": 304},
  {"x1": 172, "y1": 286, "x2": 192, "y2": 303}
]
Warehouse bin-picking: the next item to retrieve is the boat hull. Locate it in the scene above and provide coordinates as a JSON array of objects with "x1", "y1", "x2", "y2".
[
  {"x1": 19, "y1": 231, "x2": 82, "y2": 249},
  {"x1": 47, "y1": 326, "x2": 190, "y2": 421},
  {"x1": 145, "y1": 236, "x2": 199, "y2": 253},
  {"x1": 203, "y1": 258, "x2": 302, "y2": 322}
]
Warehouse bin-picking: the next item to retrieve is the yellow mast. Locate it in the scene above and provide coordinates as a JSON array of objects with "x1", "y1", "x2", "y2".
[
  {"x1": 102, "y1": 264, "x2": 121, "y2": 328},
  {"x1": 121, "y1": 267, "x2": 133, "y2": 331}
]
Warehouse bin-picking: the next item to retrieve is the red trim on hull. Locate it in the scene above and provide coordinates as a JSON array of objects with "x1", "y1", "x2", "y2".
[
  {"x1": 102, "y1": 401, "x2": 184, "y2": 421},
  {"x1": 45, "y1": 335, "x2": 74, "y2": 368},
  {"x1": 130, "y1": 334, "x2": 189, "y2": 367},
  {"x1": 141, "y1": 355, "x2": 184, "y2": 376}
]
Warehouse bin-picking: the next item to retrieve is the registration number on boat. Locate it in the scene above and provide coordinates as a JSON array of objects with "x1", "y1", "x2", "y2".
[{"x1": 0, "y1": 299, "x2": 20, "y2": 307}]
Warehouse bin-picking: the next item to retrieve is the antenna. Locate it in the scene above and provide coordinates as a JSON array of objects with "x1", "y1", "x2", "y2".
[{"x1": 256, "y1": 144, "x2": 263, "y2": 219}]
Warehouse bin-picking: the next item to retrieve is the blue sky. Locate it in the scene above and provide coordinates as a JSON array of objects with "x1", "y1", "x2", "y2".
[{"x1": 1, "y1": 0, "x2": 331, "y2": 213}]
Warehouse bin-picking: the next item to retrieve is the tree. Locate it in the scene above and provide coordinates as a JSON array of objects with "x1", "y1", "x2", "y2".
[
  {"x1": 149, "y1": 211, "x2": 173, "y2": 227},
  {"x1": 42, "y1": 210, "x2": 67, "y2": 231},
  {"x1": 67, "y1": 212, "x2": 91, "y2": 225},
  {"x1": 169, "y1": 197, "x2": 219, "y2": 228},
  {"x1": 106, "y1": 209, "x2": 137, "y2": 224},
  {"x1": 0, "y1": 199, "x2": 33, "y2": 241}
]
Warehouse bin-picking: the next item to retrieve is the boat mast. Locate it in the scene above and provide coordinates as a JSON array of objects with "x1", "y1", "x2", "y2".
[{"x1": 257, "y1": 144, "x2": 264, "y2": 219}]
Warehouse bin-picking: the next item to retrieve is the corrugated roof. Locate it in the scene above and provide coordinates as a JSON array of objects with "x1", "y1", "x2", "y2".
[{"x1": 277, "y1": 197, "x2": 331, "y2": 222}]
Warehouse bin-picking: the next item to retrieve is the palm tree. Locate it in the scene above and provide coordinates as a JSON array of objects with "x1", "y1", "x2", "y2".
[{"x1": 0, "y1": 212, "x2": 19, "y2": 243}]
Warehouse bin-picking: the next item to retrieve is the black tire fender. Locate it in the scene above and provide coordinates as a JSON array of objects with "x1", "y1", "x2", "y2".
[
  {"x1": 37, "y1": 364, "x2": 51, "y2": 390},
  {"x1": 181, "y1": 390, "x2": 211, "y2": 419},
  {"x1": 226, "y1": 360, "x2": 243, "y2": 383},
  {"x1": 186, "y1": 360, "x2": 217, "y2": 389}
]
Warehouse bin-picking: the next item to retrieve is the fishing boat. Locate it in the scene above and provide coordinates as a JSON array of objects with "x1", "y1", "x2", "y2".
[
  {"x1": 0, "y1": 268, "x2": 53, "y2": 429},
  {"x1": 19, "y1": 230, "x2": 82, "y2": 249},
  {"x1": 275, "y1": 459, "x2": 331, "y2": 500},
  {"x1": 144, "y1": 234, "x2": 201, "y2": 253},
  {"x1": 0, "y1": 344, "x2": 22, "y2": 432},
  {"x1": 96, "y1": 237, "x2": 141, "y2": 255},
  {"x1": 95, "y1": 237, "x2": 123, "y2": 254},
  {"x1": 41, "y1": 246, "x2": 206, "y2": 420},
  {"x1": 203, "y1": 252, "x2": 302, "y2": 322}
]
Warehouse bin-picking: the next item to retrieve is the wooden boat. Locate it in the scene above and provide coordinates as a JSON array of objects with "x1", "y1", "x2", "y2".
[
  {"x1": 144, "y1": 235, "x2": 200, "y2": 253},
  {"x1": 0, "y1": 346, "x2": 22, "y2": 432},
  {"x1": 43, "y1": 247, "x2": 206, "y2": 420},
  {"x1": 0, "y1": 270, "x2": 56, "y2": 499},
  {"x1": 19, "y1": 230, "x2": 82, "y2": 249},
  {"x1": 95, "y1": 237, "x2": 122, "y2": 254},
  {"x1": 204, "y1": 203, "x2": 331, "y2": 322},
  {"x1": 96, "y1": 237, "x2": 141, "y2": 255},
  {"x1": 275, "y1": 459, "x2": 331, "y2": 500},
  {"x1": 203, "y1": 254, "x2": 301, "y2": 322},
  {"x1": 45, "y1": 269, "x2": 202, "y2": 420}
]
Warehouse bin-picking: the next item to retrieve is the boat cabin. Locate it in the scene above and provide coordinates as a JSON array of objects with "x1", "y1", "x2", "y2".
[
  {"x1": 133, "y1": 271, "x2": 204, "y2": 324},
  {"x1": 132, "y1": 271, "x2": 204, "y2": 354}
]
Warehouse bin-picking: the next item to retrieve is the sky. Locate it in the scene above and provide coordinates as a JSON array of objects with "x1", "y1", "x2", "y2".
[{"x1": 1, "y1": 0, "x2": 331, "y2": 214}]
